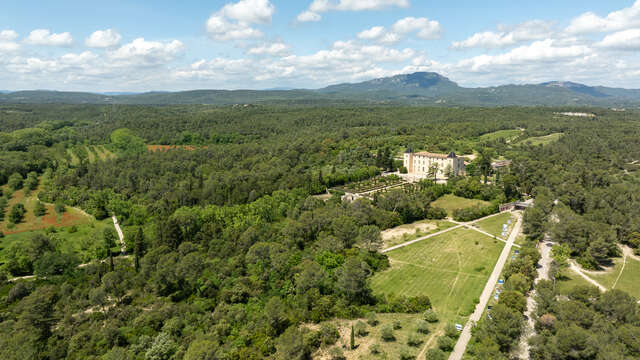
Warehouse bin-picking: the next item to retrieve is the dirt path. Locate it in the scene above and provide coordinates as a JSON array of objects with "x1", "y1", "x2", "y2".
[
  {"x1": 517, "y1": 239, "x2": 553, "y2": 359},
  {"x1": 382, "y1": 211, "x2": 514, "y2": 253},
  {"x1": 569, "y1": 261, "x2": 607, "y2": 292},
  {"x1": 112, "y1": 215, "x2": 126, "y2": 254},
  {"x1": 449, "y1": 212, "x2": 523, "y2": 360}
]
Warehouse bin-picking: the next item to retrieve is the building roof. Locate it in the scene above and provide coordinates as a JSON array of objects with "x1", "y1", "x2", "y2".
[{"x1": 414, "y1": 151, "x2": 457, "y2": 159}]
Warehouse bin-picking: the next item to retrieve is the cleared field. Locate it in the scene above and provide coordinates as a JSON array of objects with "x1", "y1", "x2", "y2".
[
  {"x1": 312, "y1": 313, "x2": 432, "y2": 360},
  {"x1": 65, "y1": 145, "x2": 116, "y2": 164},
  {"x1": 0, "y1": 187, "x2": 92, "y2": 235},
  {"x1": 147, "y1": 144, "x2": 208, "y2": 152},
  {"x1": 555, "y1": 270, "x2": 597, "y2": 295},
  {"x1": 479, "y1": 129, "x2": 521, "y2": 141},
  {"x1": 382, "y1": 219, "x2": 457, "y2": 249},
  {"x1": 586, "y1": 257, "x2": 640, "y2": 298},
  {"x1": 0, "y1": 219, "x2": 112, "y2": 264},
  {"x1": 372, "y1": 228, "x2": 503, "y2": 321},
  {"x1": 430, "y1": 194, "x2": 490, "y2": 217},
  {"x1": 474, "y1": 212, "x2": 513, "y2": 237},
  {"x1": 520, "y1": 133, "x2": 563, "y2": 146}
]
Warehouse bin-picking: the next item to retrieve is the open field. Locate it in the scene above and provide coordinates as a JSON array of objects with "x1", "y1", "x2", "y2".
[
  {"x1": 382, "y1": 219, "x2": 457, "y2": 248},
  {"x1": 372, "y1": 228, "x2": 503, "y2": 322},
  {"x1": 311, "y1": 313, "x2": 438, "y2": 360},
  {"x1": 479, "y1": 129, "x2": 521, "y2": 142},
  {"x1": 0, "y1": 187, "x2": 92, "y2": 235},
  {"x1": 555, "y1": 270, "x2": 596, "y2": 295},
  {"x1": 430, "y1": 194, "x2": 490, "y2": 217},
  {"x1": 65, "y1": 145, "x2": 116, "y2": 165},
  {"x1": 0, "y1": 219, "x2": 112, "y2": 264},
  {"x1": 585, "y1": 257, "x2": 640, "y2": 298},
  {"x1": 520, "y1": 133, "x2": 563, "y2": 146},
  {"x1": 474, "y1": 212, "x2": 513, "y2": 238}
]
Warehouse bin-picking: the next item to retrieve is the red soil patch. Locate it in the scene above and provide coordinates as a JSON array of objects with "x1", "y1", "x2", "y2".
[{"x1": 147, "y1": 145, "x2": 208, "y2": 152}]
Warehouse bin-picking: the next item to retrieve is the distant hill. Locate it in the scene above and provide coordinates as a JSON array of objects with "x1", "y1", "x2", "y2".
[{"x1": 2, "y1": 72, "x2": 640, "y2": 107}]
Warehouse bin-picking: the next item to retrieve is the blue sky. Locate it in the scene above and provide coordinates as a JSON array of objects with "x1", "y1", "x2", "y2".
[{"x1": 1, "y1": 0, "x2": 639, "y2": 91}]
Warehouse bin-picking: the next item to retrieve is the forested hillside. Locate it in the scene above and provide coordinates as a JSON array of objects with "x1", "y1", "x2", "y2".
[{"x1": 0, "y1": 104, "x2": 639, "y2": 359}]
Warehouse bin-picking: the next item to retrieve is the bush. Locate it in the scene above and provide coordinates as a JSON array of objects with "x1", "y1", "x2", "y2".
[
  {"x1": 425, "y1": 348, "x2": 447, "y2": 360},
  {"x1": 7, "y1": 173, "x2": 23, "y2": 191},
  {"x1": 399, "y1": 348, "x2": 415, "y2": 360},
  {"x1": 318, "y1": 324, "x2": 340, "y2": 346},
  {"x1": 328, "y1": 347, "x2": 345, "y2": 360},
  {"x1": 437, "y1": 336, "x2": 455, "y2": 351},
  {"x1": 366, "y1": 311, "x2": 379, "y2": 326},
  {"x1": 380, "y1": 325, "x2": 395, "y2": 342},
  {"x1": 34, "y1": 201, "x2": 46, "y2": 217},
  {"x1": 452, "y1": 203, "x2": 498, "y2": 222},
  {"x1": 54, "y1": 201, "x2": 66, "y2": 214},
  {"x1": 67, "y1": 225, "x2": 78, "y2": 233},
  {"x1": 415, "y1": 320, "x2": 430, "y2": 334},
  {"x1": 355, "y1": 321, "x2": 368, "y2": 337},
  {"x1": 370, "y1": 344, "x2": 382, "y2": 354},
  {"x1": 423, "y1": 309, "x2": 438, "y2": 323},
  {"x1": 444, "y1": 323, "x2": 459, "y2": 339},
  {"x1": 9, "y1": 203, "x2": 26, "y2": 224},
  {"x1": 407, "y1": 333, "x2": 423, "y2": 347},
  {"x1": 393, "y1": 320, "x2": 402, "y2": 330}
]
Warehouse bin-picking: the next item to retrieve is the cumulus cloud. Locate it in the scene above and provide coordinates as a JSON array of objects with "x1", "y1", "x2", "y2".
[
  {"x1": 297, "y1": 0, "x2": 409, "y2": 23},
  {"x1": 596, "y1": 28, "x2": 640, "y2": 50},
  {"x1": 108, "y1": 38, "x2": 185, "y2": 66},
  {"x1": 357, "y1": 17, "x2": 443, "y2": 44},
  {"x1": 85, "y1": 29, "x2": 122, "y2": 48},
  {"x1": 248, "y1": 42, "x2": 290, "y2": 56},
  {"x1": 452, "y1": 20, "x2": 555, "y2": 49},
  {"x1": 206, "y1": 0, "x2": 274, "y2": 41},
  {"x1": 0, "y1": 30, "x2": 20, "y2": 52},
  {"x1": 0, "y1": 30, "x2": 18, "y2": 42},
  {"x1": 566, "y1": 0, "x2": 640, "y2": 34},
  {"x1": 457, "y1": 39, "x2": 591, "y2": 72},
  {"x1": 24, "y1": 29, "x2": 73, "y2": 46}
]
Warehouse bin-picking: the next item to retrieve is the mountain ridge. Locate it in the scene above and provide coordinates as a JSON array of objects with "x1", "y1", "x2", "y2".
[{"x1": 2, "y1": 72, "x2": 640, "y2": 107}]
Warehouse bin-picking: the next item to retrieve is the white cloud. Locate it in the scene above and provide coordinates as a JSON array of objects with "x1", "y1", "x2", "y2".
[
  {"x1": 206, "y1": 0, "x2": 274, "y2": 41},
  {"x1": 566, "y1": 1, "x2": 640, "y2": 34},
  {"x1": 24, "y1": 29, "x2": 73, "y2": 46},
  {"x1": 297, "y1": 0, "x2": 409, "y2": 23},
  {"x1": 85, "y1": 29, "x2": 122, "y2": 48},
  {"x1": 248, "y1": 42, "x2": 290, "y2": 56},
  {"x1": 452, "y1": 20, "x2": 555, "y2": 49},
  {"x1": 457, "y1": 39, "x2": 591, "y2": 72},
  {"x1": 357, "y1": 17, "x2": 442, "y2": 44},
  {"x1": 596, "y1": 28, "x2": 640, "y2": 50},
  {"x1": 108, "y1": 38, "x2": 185, "y2": 66},
  {"x1": 0, "y1": 30, "x2": 18, "y2": 42}
]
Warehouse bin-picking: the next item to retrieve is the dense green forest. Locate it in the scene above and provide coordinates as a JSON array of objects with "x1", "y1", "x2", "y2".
[{"x1": 0, "y1": 104, "x2": 639, "y2": 359}]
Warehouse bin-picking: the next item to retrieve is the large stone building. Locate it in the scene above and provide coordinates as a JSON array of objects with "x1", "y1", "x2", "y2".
[{"x1": 403, "y1": 148, "x2": 465, "y2": 181}]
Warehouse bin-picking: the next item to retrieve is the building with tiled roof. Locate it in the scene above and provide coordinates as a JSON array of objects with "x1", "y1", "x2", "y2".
[{"x1": 403, "y1": 148, "x2": 465, "y2": 181}]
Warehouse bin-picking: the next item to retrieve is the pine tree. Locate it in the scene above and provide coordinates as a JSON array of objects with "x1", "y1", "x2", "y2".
[
  {"x1": 350, "y1": 324, "x2": 355, "y2": 350},
  {"x1": 133, "y1": 227, "x2": 146, "y2": 272}
]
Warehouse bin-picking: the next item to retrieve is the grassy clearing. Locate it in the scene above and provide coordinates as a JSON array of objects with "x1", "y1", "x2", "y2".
[
  {"x1": 312, "y1": 313, "x2": 437, "y2": 360},
  {"x1": 430, "y1": 194, "x2": 490, "y2": 217},
  {"x1": 479, "y1": 129, "x2": 521, "y2": 141},
  {"x1": 372, "y1": 228, "x2": 503, "y2": 323},
  {"x1": 0, "y1": 219, "x2": 112, "y2": 264},
  {"x1": 382, "y1": 219, "x2": 457, "y2": 249},
  {"x1": 520, "y1": 133, "x2": 563, "y2": 146},
  {"x1": 586, "y1": 257, "x2": 640, "y2": 298},
  {"x1": 474, "y1": 212, "x2": 513, "y2": 238},
  {"x1": 92, "y1": 145, "x2": 116, "y2": 161},
  {"x1": 555, "y1": 269, "x2": 596, "y2": 295}
]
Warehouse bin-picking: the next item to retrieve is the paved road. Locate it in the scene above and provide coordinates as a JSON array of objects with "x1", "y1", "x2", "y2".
[
  {"x1": 449, "y1": 213, "x2": 523, "y2": 360},
  {"x1": 382, "y1": 211, "x2": 515, "y2": 253},
  {"x1": 518, "y1": 239, "x2": 553, "y2": 359},
  {"x1": 112, "y1": 215, "x2": 126, "y2": 254}
]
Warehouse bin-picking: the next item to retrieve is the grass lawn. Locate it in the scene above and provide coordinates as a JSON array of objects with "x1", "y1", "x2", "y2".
[
  {"x1": 382, "y1": 219, "x2": 457, "y2": 249},
  {"x1": 473, "y1": 212, "x2": 513, "y2": 238},
  {"x1": 586, "y1": 257, "x2": 640, "y2": 299},
  {"x1": 479, "y1": 129, "x2": 521, "y2": 141},
  {"x1": 555, "y1": 270, "x2": 597, "y2": 296},
  {"x1": 372, "y1": 228, "x2": 503, "y2": 322},
  {"x1": 430, "y1": 194, "x2": 490, "y2": 217},
  {"x1": 520, "y1": 133, "x2": 563, "y2": 146}
]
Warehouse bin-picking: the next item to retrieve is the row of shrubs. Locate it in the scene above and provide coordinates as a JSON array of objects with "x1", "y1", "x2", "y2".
[{"x1": 452, "y1": 203, "x2": 499, "y2": 222}]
